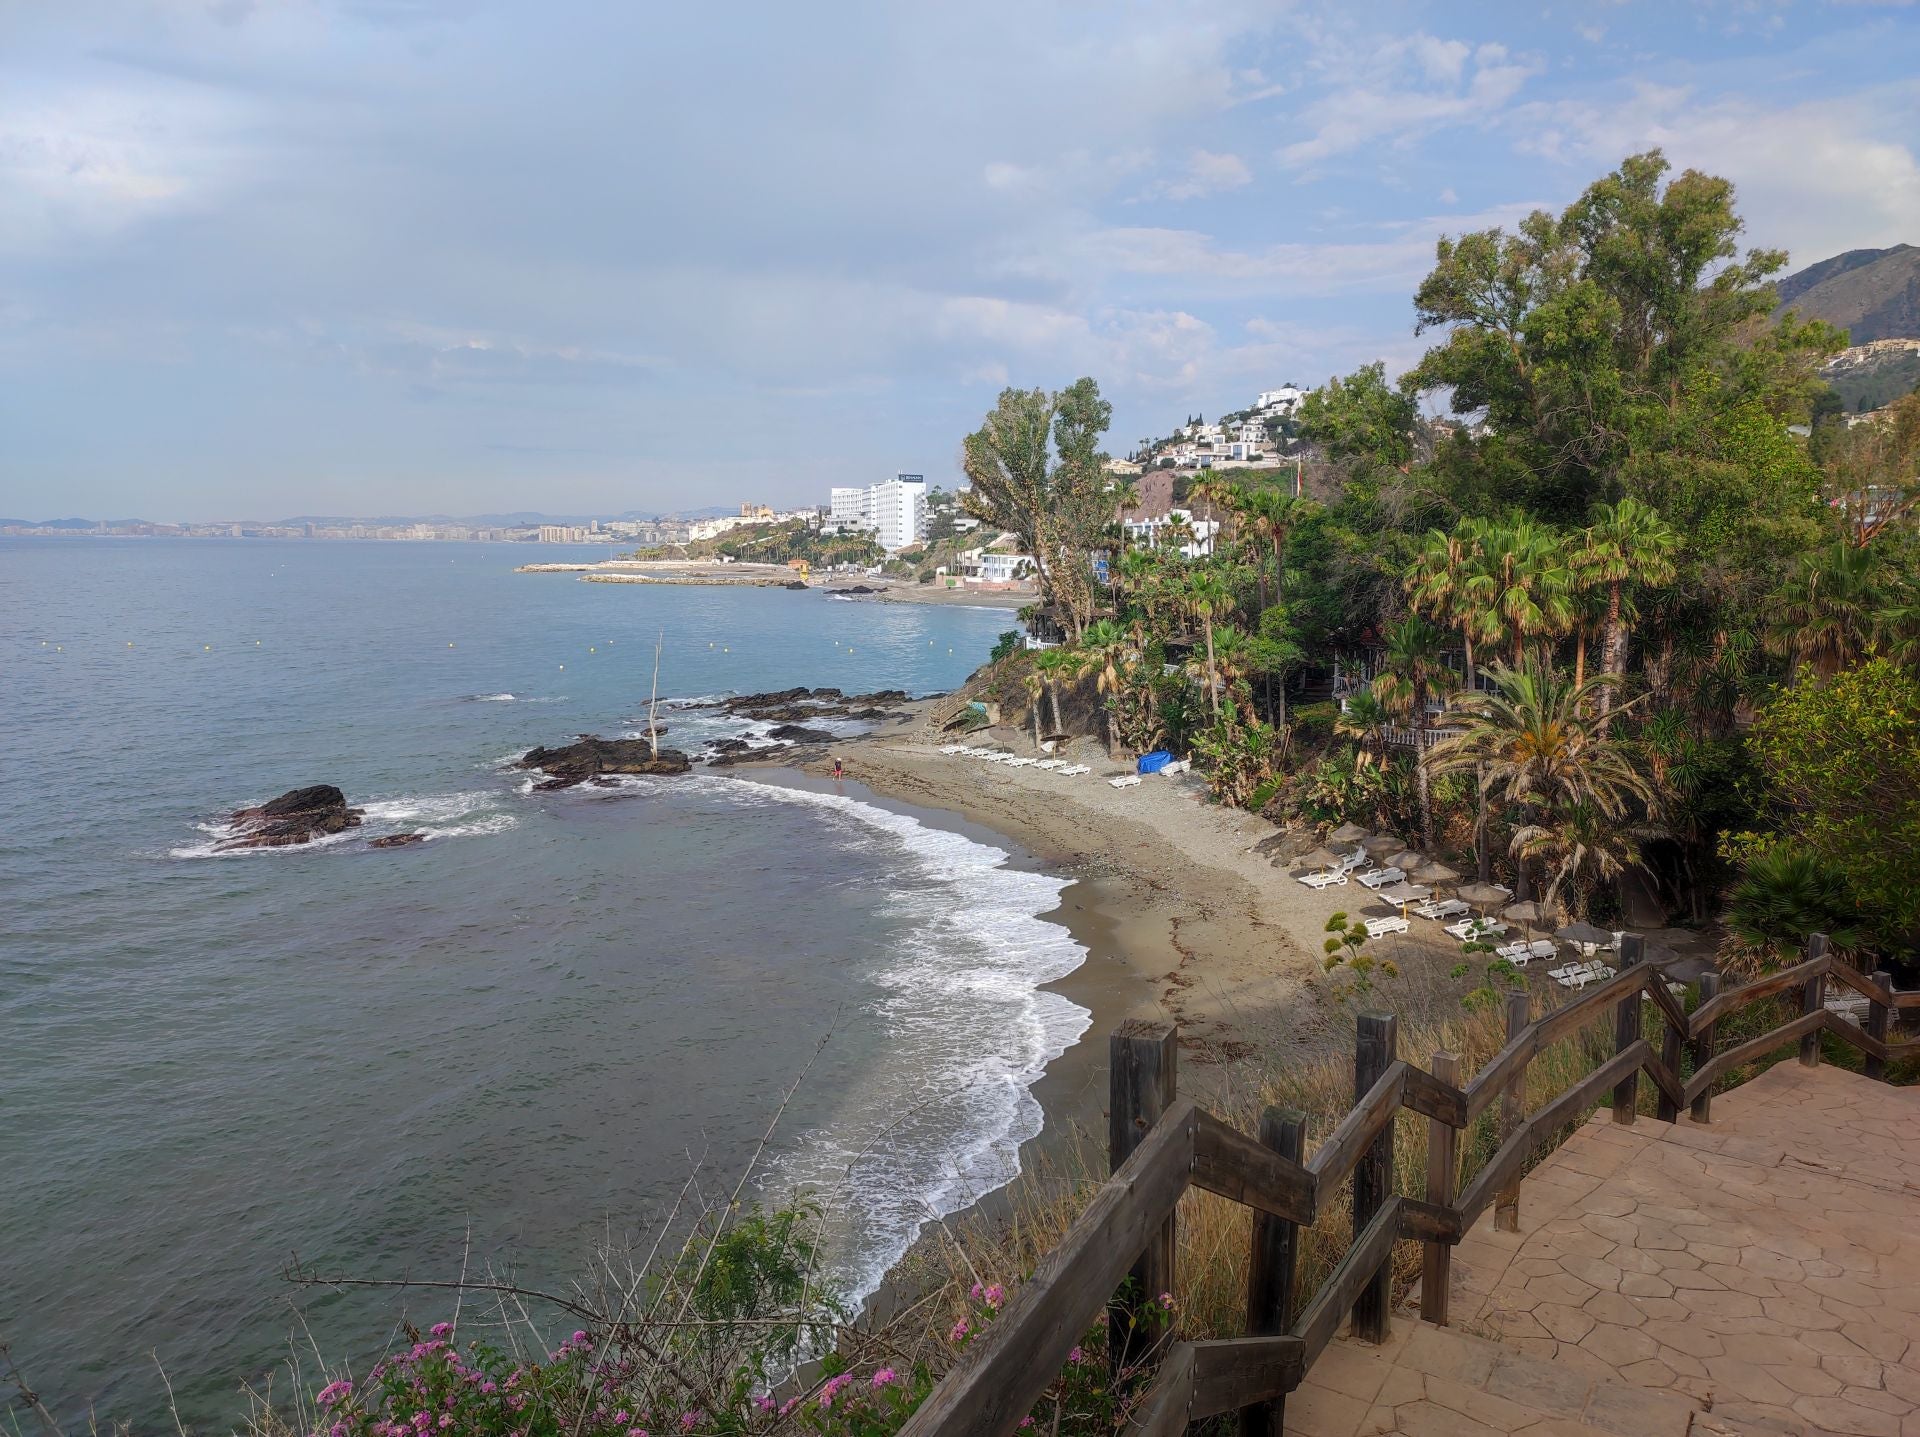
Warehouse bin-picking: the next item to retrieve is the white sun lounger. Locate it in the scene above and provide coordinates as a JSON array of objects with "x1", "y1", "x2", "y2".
[
  {"x1": 1446, "y1": 918, "x2": 1509, "y2": 942},
  {"x1": 1109, "y1": 774, "x2": 1142, "y2": 788},
  {"x1": 1057, "y1": 764, "x2": 1090, "y2": 776},
  {"x1": 1297, "y1": 869, "x2": 1347, "y2": 889},
  {"x1": 1415, "y1": 898, "x2": 1470, "y2": 921},
  {"x1": 1364, "y1": 915, "x2": 1410, "y2": 939},
  {"x1": 1005, "y1": 756, "x2": 1038, "y2": 767},
  {"x1": 1035, "y1": 758, "x2": 1064, "y2": 770},
  {"x1": 1356, "y1": 866, "x2": 1405, "y2": 889}
]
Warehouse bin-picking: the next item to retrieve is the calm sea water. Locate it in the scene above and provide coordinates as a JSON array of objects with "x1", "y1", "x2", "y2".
[{"x1": 0, "y1": 539, "x2": 1087, "y2": 1427}]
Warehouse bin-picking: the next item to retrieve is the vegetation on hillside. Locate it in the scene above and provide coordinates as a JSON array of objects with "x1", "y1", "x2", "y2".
[
  {"x1": 981, "y1": 149, "x2": 1920, "y2": 956},
  {"x1": 631, "y1": 520, "x2": 883, "y2": 568}
]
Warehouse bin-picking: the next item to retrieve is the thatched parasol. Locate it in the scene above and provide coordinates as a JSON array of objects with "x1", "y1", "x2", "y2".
[
  {"x1": 1361, "y1": 834, "x2": 1405, "y2": 858},
  {"x1": 1385, "y1": 849, "x2": 1425, "y2": 872},
  {"x1": 1504, "y1": 900, "x2": 1556, "y2": 933},
  {"x1": 1379, "y1": 883, "x2": 1432, "y2": 907},
  {"x1": 1409, "y1": 862, "x2": 1460, "y2": 886},
  {"x1": 1329, "y1": 822, "x2": 1370, "y2": 844},
  {"x1": 1457, "y1": 882, "x2": 1509, "y2": 910},
  {"x1": 1292, "y1": 846, "x2": 1343, "y2": 870},
  {"x1": 1556, "y1": 921, "x2": 1615, "y2": 947}
]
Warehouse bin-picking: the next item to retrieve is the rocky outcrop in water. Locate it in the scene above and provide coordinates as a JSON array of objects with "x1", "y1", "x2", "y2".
[
  {"x1": 714, "y1": 687, "x2": 913, "y2": 722},
  {"x1": 517, "y1": 736, "x2": 692, "y2": 789},
  {"x1": 369, "y1": 832, "x2": 427, "y2": 848},
  {"x1": 766, "y1": 723, "x2": 836, "y2": 743},
  {"x1": 220, "y1": 785, "x2": 363, "y2": 850}
]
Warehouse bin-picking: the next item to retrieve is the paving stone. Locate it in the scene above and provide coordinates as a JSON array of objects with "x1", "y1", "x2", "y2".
[{"x1": 1581, "y1": 1378, "x2": 1695, "y2": 1436}]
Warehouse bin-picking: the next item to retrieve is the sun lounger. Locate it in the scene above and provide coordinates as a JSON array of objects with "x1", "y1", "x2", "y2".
[
  {"x1": 1108, "y1": 774, "x2": 1142, "y2": 789},
  {"x1": 1495, "y1": 940, "x2": 1531, "y2": 963},
  {"x1": 1364, "y1": 915, "x2": 1410, "y2": 939},
  {"x1": 1356, "y1": 866, "x2": 1404, "y2": 889},
  {"x1": 1446, "y1": 918, "x2": 1508, "y2": 942},
  {"x1": 1336, "y1": 851, "x2": 1369, "y2": 874},
  {"x1": 1297, "y1": 870, "x2": 1347, "y2": 889},
  {"x1": 1005, "y1": 756, "x2": 1037, "y2": 767},
  {"x1": 1413, "y1": 898, "x2": 1469, "y2": 921},
  {"x1": 1057, "y1": 764, "x2": 1090, "y2": 776},
  {"x1": 1035, "y1": 759, "x2": 1064, "y2": 770}
]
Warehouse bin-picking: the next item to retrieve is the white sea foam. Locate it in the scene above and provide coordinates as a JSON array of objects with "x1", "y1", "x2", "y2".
[
  {"x1": 171, "y1": 789, "x2": 517, "y2": 858},
  {"x1": 694, "y1": 774, "x2": 1090, "y2": 1307}
]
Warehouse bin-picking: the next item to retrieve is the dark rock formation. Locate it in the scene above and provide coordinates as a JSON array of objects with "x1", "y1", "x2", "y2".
[
  {"x1": 828, "y1": 584, "x2": 880, "y2": 595},
  {"x1": 369, "y1": 832, "x2": 427, "y2": 848},
  {"x1": 766, "y1": 723, "x2": 835, "y2": 743},
  {"x1": 219, "y1": 785, "x2": 363, "y2": 850},
  {"x1": 705, "y1": 743, "x2": 792, "y2": 767},
  {"x1": 784, "y1": 580, "x2": 809, "y2": 590},
  {"x1": 517, "y1": 735, "x2": 692, "y2": 788}
]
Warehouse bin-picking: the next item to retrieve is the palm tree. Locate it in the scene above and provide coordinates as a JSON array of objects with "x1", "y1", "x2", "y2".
[
  {"x1": 1577, "y1": 498, "x2": 1678, "y2": 728},
  {"x1": 1079, "y1": 618, "x2": 1132, "y2": 757},
  {"x1": 1406, "y1": 525, "x2": 1476, "y2": 685},
  {"x1": 1020, "y1": 663, "x2": 1047, "y2": 751},
  {"x1": 1765, "y1": 540, "x2": 1884, "y2": 682},
  {"x1": 1459, "y1": 517, "x2": 1576, "y2": 667},
  {"x1": 1239, "y1": 487, "x2": 1314, "y2": 604},
  {"x1": 1032, "y1": 645, "x2": 1077, "y2": 738},
  {"x1": 1374, "y1": 615, "x2": 1455, "y2": 848},
  {"x1": 1425, "y1": 659, "x2": 1657, "y2": 903},
  {"x1": 1335, "y1": 689, "x2": 1393, "y2": 770},
  {"x1": 1182, "y1": 568, "x2": 1236, "y2": 716}
]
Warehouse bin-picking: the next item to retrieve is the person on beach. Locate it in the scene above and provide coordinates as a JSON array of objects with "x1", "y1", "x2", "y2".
[{"x1": 832, "y1": 757, "x2": 844, "y2": 781}]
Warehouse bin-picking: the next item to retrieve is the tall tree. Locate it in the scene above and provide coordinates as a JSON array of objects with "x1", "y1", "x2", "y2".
[
  {"x1": 1764, "y1": 540, "x2": 1886, "y2": 683},
  {"x1": 1182, "y1": 567, "x2": 1236, "y2": 716},
  {"x1": 1375, "y1": 615, "x2": 1455, "y2": 848},
  {"x1": 961, "y1": 378, "x2": 1114, "y2": 639},
  {"x1": 1576, "y1": 497, "x2": 1679, "y2": 727}
]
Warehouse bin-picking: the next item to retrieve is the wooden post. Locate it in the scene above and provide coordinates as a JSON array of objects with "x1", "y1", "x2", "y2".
[
  {"x1": 1351, "y1": 1012, "x2": 1397, "y2": 1344},
  {"x1": 1801, "y1": 933, "x2": 1829, "y2": 1068},
  {"x1": 1867, "y1": 971, "x2": 1893, "y2": 1082},
  {"x1": 1690, "y1": 972, "x2": 1721, "y2": 1122},
  {"x1": 1657, "y1": 986, "x2": 1685, "y2": 1125},
  {"x1": 1612, "y1": 934, "x2": 1644, "y2": 1124},
  {"x1": 1421, "y1": 1052, "x2": 1460, "y2": 1328},
  {"x1": 1494, "y1": 991, "x2": 1528, "y2": 1232},
  {"x1": 1242, "y1": 1107, "x2": 1305, "y2": 1437},
  {"x1": 1110, "y1": 1021, "x2": 1178, "y2": 1379}
]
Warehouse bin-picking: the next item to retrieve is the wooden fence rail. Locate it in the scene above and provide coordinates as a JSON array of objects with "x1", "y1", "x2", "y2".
[{"x1": 896, "y1": 934, "x2": 1919, "y2": 1437}]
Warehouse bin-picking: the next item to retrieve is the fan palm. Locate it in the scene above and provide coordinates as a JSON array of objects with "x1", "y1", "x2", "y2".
[
  {"x1": 1238, "y1": 487, "x2": 1315, "y2": 604},
  {"x1": 1576, "y1": 497, "x2": 1678, "y2": 727},
  {"x1": 1335, "y1": 689, "x2": 1393, "y2": 769},
  {"x1": 1182, "y1": 567, "x2": 1237, "y2": 715},
  {"x1": 1425, "y1": 659, "x2": 1656, "y2": 901},
  {"x1": 1765, "y1": 540, "x2": 1885, "y2": 683},
  {"x1": 1078, "y1": 618, "x2": 1133, "y2": 757},
  {"x1": 1374, "y1": 615, "x2": 1456, "y2": 847},
  {"x1": 1458, "y1": 517, "x2": 1576, "y2": 667}
]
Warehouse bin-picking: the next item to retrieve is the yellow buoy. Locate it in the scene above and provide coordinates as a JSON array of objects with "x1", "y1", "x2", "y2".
[
  {"x1": 255, "y1": 640, "x2": 261, "y2": 646},
  {"x1": 204, "y1": 644, "x2": 211, "y2": 651},
  {"x1": 449, "y1": 643, "x2": 455, "y2": 648},
  {"x1": 559, "y1": 664, "x2": 566, "y2": 670},
  {"x1": 589, "y1": 647, "x2": 596, "y2": 653}
]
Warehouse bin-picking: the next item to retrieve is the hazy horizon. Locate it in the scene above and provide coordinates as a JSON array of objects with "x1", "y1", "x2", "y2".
[{"x1": 6, "y1": 1, "x2": 1918, "y2": 523}]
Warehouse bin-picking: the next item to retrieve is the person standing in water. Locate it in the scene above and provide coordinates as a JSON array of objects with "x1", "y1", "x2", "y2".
[{"x1": 832, "y1": 757, "x2": 844, "y2": 781}]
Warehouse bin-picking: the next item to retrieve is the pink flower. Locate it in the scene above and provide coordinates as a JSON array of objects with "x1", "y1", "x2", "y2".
[
  {"x1": 613, "y1": 1412, "x2": 629, "y2": 1424},
  {"x1": 430, "y1": 1323, "x2": 452, "y2": 1339},
  {"x1": 871, "y1": 1367, "x2": 896, "y2": 1388},
  {"x1": 817, "y1": 1374, "x2": 856, "y2": 1410},
  {"x1": 316, "y1": 1380, "x2": 353, "y2": 1408},
  {"x1": 678, "y1": 1411, "x2": 699, "y2": 1431},
  {"x1": 753, "y1": 1396, "x2": 775, "y2": 1413},
  {"x1": 949, "y1": 1318, "x2": 970, "y2": 1342},
  {"x1": 628, "y1": 1430, "x2": 648, "y2": 1437},
  {"x1": 969, "y1": 1282, "x2": 983, "y2": 1300},
  {"x1": 983, "y1": 1284, "x2": 1005, "y2": 1309},
  {"x1": 572, "y1": 1330, "x2": 589, "y2": 1346},
  {"x1": 1068, "y1": 1346, "x2": 1084, "y2": 1364},
  {"x1": 438, "y1": 1417, "x2": 453, "y2": 1429},
  {"x1": 1158, "y1": 1292, "x2": 1175, "y2": 1309}
]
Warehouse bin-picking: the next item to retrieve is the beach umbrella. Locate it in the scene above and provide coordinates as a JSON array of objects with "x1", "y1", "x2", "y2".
[
  {"x1": 1362, "y1": 834, "x2": 1405, "y2": 858},
  {"x1": 1410, "y1": 862, "x2": 1460, "y2": 886},
  {"x1": 1457, "y1": 882, "x2": 1509, "y2": 910},
  {"x1": 1329, "y1": 822, "x2": 1370, "y2": 844},
  {"x1": 1504, "y1": 900, "x2": 1555, "y2": 929},
  {"x1": 1385, "y1": 849, "x2": 1425, "y2": 872},
  {"x1": 1292, "y1": 846, "x2": 1343, "y2": 870},
  {"x1": 1379, "y1": 883, "x2": 1432, "y2": 907},
  {"x1": 1556, "y1": 921, "x2": 1615, "y2": 947}
]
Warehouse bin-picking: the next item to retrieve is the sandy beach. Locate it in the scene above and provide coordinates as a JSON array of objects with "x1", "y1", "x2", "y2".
[{"x1": 516, "y1": 557, "x2": 1031, "y2": 609}]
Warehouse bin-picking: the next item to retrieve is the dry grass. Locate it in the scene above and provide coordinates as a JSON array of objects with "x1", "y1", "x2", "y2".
[{"x1": 909, "y1": 993, "x2": 1621, "y2": 1344}]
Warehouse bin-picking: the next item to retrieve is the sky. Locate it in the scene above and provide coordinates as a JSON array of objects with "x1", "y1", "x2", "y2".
[{"x1": 4, "y1": 1, "x2": 1919, "y2": 522}]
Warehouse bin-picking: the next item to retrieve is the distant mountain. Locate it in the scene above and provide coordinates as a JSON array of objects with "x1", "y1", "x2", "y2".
[{"x1": 1776, "y1": 244, "x2": 1920, "y2": 344}]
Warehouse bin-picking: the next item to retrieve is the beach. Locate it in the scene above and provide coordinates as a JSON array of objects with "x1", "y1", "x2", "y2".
[{"x1": 515, "y1": 556, "x2": 1032, "y2": 609}]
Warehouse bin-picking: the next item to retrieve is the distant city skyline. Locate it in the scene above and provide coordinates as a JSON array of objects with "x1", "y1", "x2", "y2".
[{"x1": 5, "y1": 2, "x2": 1917, "y2": 521}]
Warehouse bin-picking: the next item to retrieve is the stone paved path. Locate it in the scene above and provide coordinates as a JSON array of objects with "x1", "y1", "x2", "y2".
[{"x1": 1285, "y1": 1062, "x2": 1920, "y2": 1436}]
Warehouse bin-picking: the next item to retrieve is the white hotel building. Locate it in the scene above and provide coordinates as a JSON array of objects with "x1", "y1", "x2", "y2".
[{"x1": 828, "y1": 473, "x2": 927, "y2": 552}]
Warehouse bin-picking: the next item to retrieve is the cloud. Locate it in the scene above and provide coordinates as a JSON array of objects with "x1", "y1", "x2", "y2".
[
  {"x1": 1278, "y1": 32, "x2": 1543, "y2": 169},
  {"x1": 1510, "y1": 79, "x2": 1920, "y2": 262},
  {"x1": 1141, "y1": 148, "x2": 1254, "y2": 201}
]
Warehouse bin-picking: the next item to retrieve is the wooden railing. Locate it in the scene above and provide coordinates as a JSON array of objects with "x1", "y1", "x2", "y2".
[{"x1": 898, "y1": 934, "x2": 1920, "y2": 1437}]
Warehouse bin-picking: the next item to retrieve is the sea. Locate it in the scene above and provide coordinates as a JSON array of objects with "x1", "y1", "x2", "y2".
[{"x1": 0, "y1": 538, "x2": 1089, "y2": 1428}]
